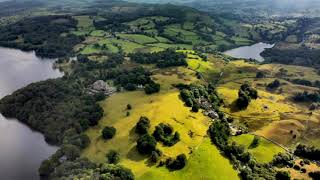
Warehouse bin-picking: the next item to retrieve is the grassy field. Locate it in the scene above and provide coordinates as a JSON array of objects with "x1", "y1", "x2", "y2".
[
  {"x1": 118, "y1": 34, "x2": 158, "y2": 44},
  {"x1": 82, "y1": 66, "x2": 240, "y2": 179},
  {"x1": 214, "y1": 59, "x2": 320, "y2": 149},
  {"x1": 126, "y1": 16, "x2": 169, "y2": 30},
  {"x1": 148, "y1": 43, "x2": 193, "y2": 50},
  {"x1": 74, "y1": 15, "x2": 94, "y2": 31},
  {"x1": 108, "y1": 38, "x2": 145, "y2": 53},
  {"x1": 218, "y1": 85, "x2": 297, "y2": 129},
  {"x1": 90, "y1": 30, "x2": 106, "y2": 37},
  {"x1": 138, "y1": 138, "x2": 240, "y2": 180},
  {"x1": 230, "y1": 134, "x2": 284, "y2": 163}
]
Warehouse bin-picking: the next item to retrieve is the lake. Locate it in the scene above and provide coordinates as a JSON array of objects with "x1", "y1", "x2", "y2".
[
  {"x1": 223, "y1": 42, "x2": 274, "y2": 62},
  {"x1": 0, "y1": 47, "x2": 63, "y2": 180}
]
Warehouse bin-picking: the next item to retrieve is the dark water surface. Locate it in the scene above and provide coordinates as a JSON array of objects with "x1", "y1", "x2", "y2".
[
  {"x1": 0, "y1": 47, "x2": 62, "y2": 180},
  {"x1": 223, "y1": 42, "x2": 274, "y2": 62}
]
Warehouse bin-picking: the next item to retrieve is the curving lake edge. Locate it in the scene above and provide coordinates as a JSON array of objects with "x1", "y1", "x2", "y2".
[
  {"x1": 0, "y1": 47, "x2": 63, "y2": 180},
  {"x1": 223, "y1": 42, "x2": 274, "y2": 62}
]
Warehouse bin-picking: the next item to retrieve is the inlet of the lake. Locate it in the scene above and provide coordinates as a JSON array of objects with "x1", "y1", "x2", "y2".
[
  {"x1": 0, "y1": 47, "x2": 63, "y2": 180},
  {"x1": 223, "y1": 42, "x2": 274, "y2": 62}
]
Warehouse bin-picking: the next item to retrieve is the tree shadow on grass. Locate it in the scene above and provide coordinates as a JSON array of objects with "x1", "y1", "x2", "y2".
[
  {"x1": 230, "y1": 100, "x2": 247, "y2": 113},
  {"x1": 128, "y1": 126, "x2": 139, "y2": 143},
  {"x1": 126, "y1": 146, "x2": 148, "y2": 162},
  {"x1": 145, "y1": 157, "x2": 156, "y2": 167}
]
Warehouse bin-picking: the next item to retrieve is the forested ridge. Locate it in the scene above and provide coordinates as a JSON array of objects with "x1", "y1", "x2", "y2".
[{"x1": 0, "y1": 15, "x2": 83, "y2": 58}]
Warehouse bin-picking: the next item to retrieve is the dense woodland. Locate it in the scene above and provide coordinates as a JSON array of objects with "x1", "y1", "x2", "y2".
[
  {"x1": 262, "y1": 47, "x2": 320, "y2": 68},
  {"x1": 0, "y1": 78, "x2": 103, "y2": 145},
  {"x1": 0, "y1": 15, "x2": 83, "y2": 58},
  {"x1": 129, "y1": 50, "x2": 187, "y2": 68}
]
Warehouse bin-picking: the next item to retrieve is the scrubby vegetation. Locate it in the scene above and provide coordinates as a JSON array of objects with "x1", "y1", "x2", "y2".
[
  {"x1": 236, "y1": 83, "x2": 258, "y2": 109},
  {"x1": 267, "y1": 79, "x2": 281, "y2": 90},
  {"x1": 102, "y1": 126, "x2": 116, "y2": 140},
  {"x1": 135, "y1": 116, "x2": 151, "y2": 135},
  {"x1": 136, "y1": 134, "x2": 157, "y2": 155},
  {"x1": 165, "y1": 154, "x2": 187, "y2": 170},
  {"x1": 153, "y1": 123, "x2": 180, "y2": 146},
  {"x1": 309, "y1": 171, "x2": 320, "y2": 180},
  {"x1": 106, "y1": 150, "x2": 120, "y2": 164},
  {"x1": 294, "y1": 144, "x2": 320, "y2": 160},
  {"x1": 271, "y1": 153, "x2": 294, "y2": 168},
  {"x1": 293, "y1": 91, "x2": 320, "y2": 103}
]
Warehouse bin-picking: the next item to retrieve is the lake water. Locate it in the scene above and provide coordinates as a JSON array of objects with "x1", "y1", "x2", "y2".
[
  {"x1": 0, "y1": 47, "x2": 63, "y2": 180},
  {"x1": 223, "y1": 42, "x2": 274, "y2": 62}
]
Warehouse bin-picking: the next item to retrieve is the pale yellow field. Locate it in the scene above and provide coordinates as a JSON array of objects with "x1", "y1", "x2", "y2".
[
  {"x1": 81, "y1": 64, "x2": 225, "y2": 178},
  {"x1": 218, "y1": 86, "x2": 297, "y2": 121},
  {"x1": 82, "y1": 90, "x2": 211, "y2": 177}
]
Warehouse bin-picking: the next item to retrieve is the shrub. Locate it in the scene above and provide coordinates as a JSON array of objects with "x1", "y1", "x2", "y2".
[
  {"x1": 153, "y1": 123, "x2": 180, "y2": 146},
  {"x1": 124, "y1": 83, "x2": 136, "y2": 91},
  {"x1": 256, "y1": 71, "x2": 266, "y2": 78},
  {"x1": 309, "y1": 171, "x2": 320, "y2": 179},
  {"x1": 293, "y1": 164, "x2": 301, "y2": 171},
  {"x1": 249, "y1": 136, "x2": 260, "y2": 149},
  {"x1": 267, "y1": 79, "x2": 281, "y2": 90},
  {"x1": 271, "y1": 153, "x2": 294, "y2": 168},
  {"x1": 236, "y1": 92, "x2": 251, "y2": 109},
  {"x1": 275, "y1": 171, "x2": 290, "y2": 180},
  {"x1": 166, "y1": 154, "x2": 187, "y2": 170},
  {"x1": 106, "y1": 150, "x2": 120, "y2": 164},
  {"x1": 135, "y1": 116, "x2": 151, "y2": 135},
  {"x1": 192, "y1": 104, "x2": 200, "y2": 112},
  {"x1": 150, "y1": 149, "x2": 162, "y2": 163},
  {"x1": 144, "y1": 82, "x2": 160, "y2": 94},
  {"x1": 236, "y1": 83, "x2": 258, "y2": 109},
  {"x1": 136, "y1": 134, "x2": 157, "y2": 155},
  {"x1": 294, "y1": 144, "x2": 320, "y2": 160},
  {"x1": 100, "y1": 164, "x2": 134, "y2": 180},
  {"x1": 102, "y1": 126, "x2": 116, "y2": 140},
  {"x1": 39, "y1": 159, "x2": 55, "y2": 177}
]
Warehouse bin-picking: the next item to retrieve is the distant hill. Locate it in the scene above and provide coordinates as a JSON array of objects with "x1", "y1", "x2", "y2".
[{"x1": 126, "y1": 0, "x2": 320, "y2": 19}]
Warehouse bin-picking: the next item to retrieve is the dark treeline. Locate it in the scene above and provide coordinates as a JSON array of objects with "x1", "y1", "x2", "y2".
[
  {"x1": 293, "y1": 91, "x2": 320, "y2": 103},
  {"x1": 0, "y1": 15, "x2": 83, "y2": 58},
  {"x1": 129, "y1": 49, "x2": 187, "y2": 68},
  {"x1": 294, "y1": 144, "x2": 320, "y2": 160},
  {"x1": 289, "y1": 79, "x2": 320, "y2": 88},
  {"x1": 0, "y1": 0, "x2": 44, "y2": 17},
  {"x1": 262, "y1": 47, "x2": 320, "y2": 68},
  {"x1": 41, "y1": 156, "x2": 134, "y2": 179}
]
